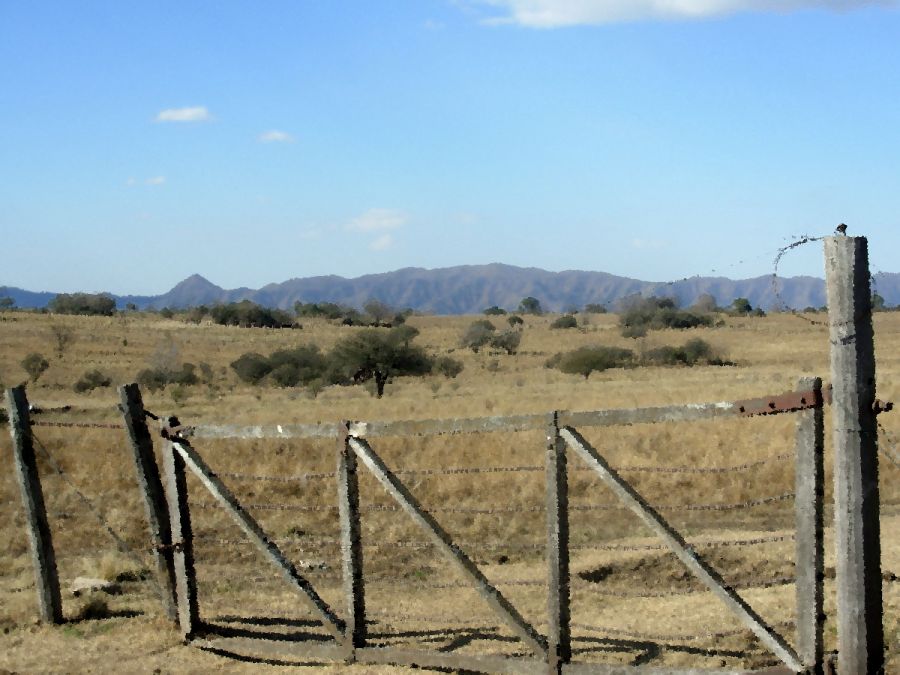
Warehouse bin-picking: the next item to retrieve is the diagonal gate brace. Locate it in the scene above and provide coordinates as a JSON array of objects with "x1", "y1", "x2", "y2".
[
  {"x1": 170, "y1": 439, "x2": 347, "y2": 642},
  {"x1": 559, "y1": 427, "x2": 803, "y2": 674},
  {"x1": 347, "y1": 436, "x2": 548, "y2": 656}
]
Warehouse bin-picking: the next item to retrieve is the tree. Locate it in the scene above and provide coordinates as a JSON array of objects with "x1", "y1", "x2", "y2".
[
  {"x1": 507, "y1": 315, "x2": 524, "y2": 328},
  {"x1": 583, "y1": 303, "x2": 607, "y2": 314},
  {"x1": 49, "y1": 292, "x2": 116, "y2": 316},
  {"x1": 74, "y1": 369, "x2": 112, "y2": 393},
  {"x1": 872, "y1": 293, "x2": 886, "y2": 312},
  {"x1": 329, "y1": 327, "x2": 433, "y2": 398},
  {"x1": 0, "y1": 296, "x2": 15, "y2": 311},
  {"x1": 22, "y1": 353, "x2": 49, "y2": 383},
  {"x1": 50, "y1": 324, "x2": 76, "y2": 358},
  {"x1": 363, "y1": 299, "x2": 394, "y2": 325},
  {"x1": 518, "y1": 296, "x2": 543, "y2": 315},
  {"x1": 489, "y1": 330, "x2": 521, "y2": 355},
  {"x1": 433, "y1": 356, "x2": 464, "y2": 378},
  {"x1": 483, "y1": 306, "x2": 507, "y2": 316},
  {"x1": 729, "y1": 298, "x2": 753, "y2": 315},
  {"x1": 548, "y1": 346, "x2": 634, "y2": 379},
  {"x1": 460, "y1": 320, "x2": 496, "y2": 353},
  {"x1": 125, "y1": 302, "x2": 138, "y2": 312}
]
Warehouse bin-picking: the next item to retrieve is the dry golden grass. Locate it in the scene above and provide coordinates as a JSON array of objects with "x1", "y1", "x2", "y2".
[{"x1": 1, "y1": 309, "x2": 898, "y2": 672}]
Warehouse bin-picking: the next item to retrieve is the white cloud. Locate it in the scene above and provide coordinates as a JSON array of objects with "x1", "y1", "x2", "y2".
[
  {"x1": 145, "y1": 176, "x2": 166, "y2": 186},
  {"x1": 155, "y1": 106, "x2": 211, "y2": 122},
  {"x1": 370, "y1": 234, "x2": 394, "y2": 251},
  {"x1": 259, "y1": 130, "x2": 295, "y2": 143},
  {"x1": 632, "y1": 237, "x2": 666, "y2": 250},
  {"x1": 347, "y1": 208, "x2": 408, "y2": 232},
  {"x1": 424, "y1": 18, "x2": 446, "y2": 29},
  {"x1": 126, "y1": 177, "x2": 137, "y2": 186},
  {"x1": 479, "y1": 0, "x2": 895, "y2": 26}
]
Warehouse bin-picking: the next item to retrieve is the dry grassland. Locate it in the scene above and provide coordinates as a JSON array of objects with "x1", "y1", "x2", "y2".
[{"x1": 1, "y1": 309, "x2": 898, "y2": 673}]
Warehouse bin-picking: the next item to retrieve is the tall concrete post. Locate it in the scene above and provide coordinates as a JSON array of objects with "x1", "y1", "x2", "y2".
[{"x1": 823, "y1": 235, "x2": 883, "y2": 674}]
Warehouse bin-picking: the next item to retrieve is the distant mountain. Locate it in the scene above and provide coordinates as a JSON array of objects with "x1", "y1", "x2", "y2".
[{"x1": 5, "y1": 265, "x2": 900, "y2": 314}]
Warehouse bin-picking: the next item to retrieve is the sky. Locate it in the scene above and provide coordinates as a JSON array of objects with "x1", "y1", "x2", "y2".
[{"x1": 2, "y1": 0, "x2": 900, "y2": 295}]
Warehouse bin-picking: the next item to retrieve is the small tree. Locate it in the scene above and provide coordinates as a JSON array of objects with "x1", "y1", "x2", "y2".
[
  {"x1": 460, "y1": 320, "x2": 496, "y2": 353},
  {"x1": 483, "y1": 306, "x2": 507, "y2": 316},
  {"x1": 507, "y1": 315, "x2": 524, "y2": 328},
  {"x1": 329, "y1": 327, "x2": 433, "y2": 398},
  {"x1": 691, "y1": 293, "x2": 719, "y2": 313},
  {"x1": 363, "y1": 299, "x2": 394, "y2": 325},
  {"x1": 729, "y1": 298, "x2": 753, "y2": 315},
  {"x1": 231, "y1": 352, "x2": 273, "y2": 384},
  {"x1": 74, "y1": 369, "x2": 112, "y2": 393},
  {"x1": 518, "y1": 296, "x2": 543, "y2": 315},
  {"x1": 50, "y1": 324, "x2": 76, "y2": 358},
  {"x1": 583, "y1": 303, "x2": 607, "y2": 314},
  {"x1": 548, "y1": 346, "x2": 634, "y2": 379},
  {"x1": 0, "y1": 296, "x2": 15, "y2": 311},
  {"x1": 22, "y1": 353, "x2": 49, "y2": 383},
  {"x1": 490, "y1": 330, "x2": 521, "y2": 355},
  {"x1": 872, "y1": 293, "x2": 886, "y2": 312}
]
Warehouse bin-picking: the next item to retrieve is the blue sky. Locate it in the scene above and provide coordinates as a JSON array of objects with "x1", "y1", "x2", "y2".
[{"x1": 2, "y1": 0, "x2": 899, "y2": 294}]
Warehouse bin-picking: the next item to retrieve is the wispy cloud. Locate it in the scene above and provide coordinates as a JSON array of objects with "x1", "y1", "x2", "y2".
[
  {"x1": 258, "y1": 129, "x2": 295, "y2": 143},
  {"x1": 424, "y1": 18, "x2": 445, "y2": 29},
  {"x1": 145, "y1": 176, "x2": 166, "y2": 186},
  {"x1": 155, "y1": 106, "x2": 211, "y2": 122},
  {"x1": 347, "y1": 208, "x2": 408, "y2": 232},
  {"x1": 370, "y1": 234, "x2": 395, "y2": 251},
  {"x1": 632, "y1": 237, "x2": 666, "y2": 250},
  {"x1": 479, "y1": 1, "x2": 895, "y2": 26}
]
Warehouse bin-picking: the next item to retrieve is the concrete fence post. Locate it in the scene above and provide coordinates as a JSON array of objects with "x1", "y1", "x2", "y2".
[
  {"x1": 545, "y1": 411, "x2": 570, "y2": 673},
  {"x1": 119, "y1": 383, "x2": 178, "y2": 622},
  {"x1": 823, "y1": 235, "x2": 883, "y2": 674},
  {"x1": 6, "y1": 386, "x2": 63, "y2": 624},
  {"x1": 794, "y1": 376, "x2": 825, "y2": 671},
  {"x1": 337, "y1": 421, "x2": 365, "y2": 653}
]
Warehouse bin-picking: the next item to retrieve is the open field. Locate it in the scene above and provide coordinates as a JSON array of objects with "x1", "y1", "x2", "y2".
[{"x1": 1, "y1": 309, "x2": 899, "y2": 672}]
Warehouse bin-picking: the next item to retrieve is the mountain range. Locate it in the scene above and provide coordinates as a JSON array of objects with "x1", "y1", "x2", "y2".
[{"x1": 3, "y1": 263, "x2": 898, "y2": 314}]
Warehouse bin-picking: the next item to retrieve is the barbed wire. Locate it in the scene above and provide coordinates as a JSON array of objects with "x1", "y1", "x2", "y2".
[
  {"x1": 28, "y1": 430, "x2": 160, "y2": 594},
  {"x1": 570, "y1": 619, "x2": 795, "y2": 643},
  {"x1": 189, "y1": 490, "x2": 794, "y2": 516},
  {"x1": 214, "y1": 450, "x2": 794, "y2": 484},
  {"x1": 31, "y1": 420, "x2": 122, "y2": 430},
  {"x1": 771, "y1": 233, "x2": 828, "y2": 324}
]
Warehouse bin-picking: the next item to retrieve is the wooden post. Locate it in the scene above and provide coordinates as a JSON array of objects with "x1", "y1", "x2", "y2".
[
  {"x1": 118, "y1": 383, "x2": 177, "y2": 621},
  {"x1": 794, "y1": 377, "x2": 825, "y2": 671},
  {"x1": 823, "y1": 235, "x2": 884, "y2": 674},
  {"x1": 337, "y1": 422, "x2": 365, "y2": 652},
  {"x1": 6, "y1": 386, "x2": 63, "y2": 624},
  {"x1": 161, "y1": 439, "x2": 199, "y2": 638},
  {"x1": 545, "y1": 412, "x2": 570, "y2": 674}
]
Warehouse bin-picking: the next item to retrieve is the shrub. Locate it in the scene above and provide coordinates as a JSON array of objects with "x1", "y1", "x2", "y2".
[
  {"x1": 550, "y1": 315, "x2": 578, "y2": 329},
  {"x1": 483, "y1": 306, "x2": 507, "y2": 316},
  {"x1": 295, "y1": 301, "x2": 351, "y2": 320},
  {"x1": 22, "y1": 353, "x2": 49, "y2": 382},
  {"x1": 73, "y1": 369, "x2": 112, "y2": 393},
  {"x1": 267, "y1": 345, "x2": 327, "y2": 386},
  {"x1": 490, "y1": 330, "x2": 521, "y2": 355},
  {"x1": 460, "y1": 320, "x2": 496, "y2": 353},
  {"x1": 50, "y1": 324, "x2": 76, "y2": 357},
  {"x1": 433, "y1": 356, "x2": 464, "y2": 379},
  {"x1": 619, "y1": 297, "x2": 713, "y2": 338},
  {"x1": 642, "y1": 338, "x2": 729, "y2": 367},
  {"x1": 230, "y1": 352, "x2": 273, "y2": 384},
  {"x1": 548, "y1": 346, "x2": 634, "y2": 379},
  {"x1": 507, "y1": 315, "x2": 524, "y2": 328},
  {"x1": 136, "y1": 368, "x2": 169, "y2": 392},
  {"x1": 210, "y1": 301, "x2": 294, "y2": 328}
]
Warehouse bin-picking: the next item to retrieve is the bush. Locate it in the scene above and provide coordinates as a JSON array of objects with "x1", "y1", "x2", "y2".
[
  {"x1": 490, "y1": 330, "x2": 521, "y2": 355},
  {"x1": 548, "y1": 346, "x2": 634, "y2": 379},
  {"x1": 642, "y1": 338, "x2": 729, "y2": 367},
  {"x1": 433, "y1": 356, "x2": 464, "y2": 378},
  {"x1": 73, "y1": 369, "x2": 112, "y2": 393},
  {"x1": 22, "y1": 353, "x2": 49, "y2": 382},
  {"x1": 619, "y1": 297, "x2": 713, "y2": 338},
  {"x1": 518, "y1": 296, "x2": 543, "y2": 315},
  {"x1": 230, "y1": 352, "x2": 273, "y2": 384},
  {"x1": 49, "y1": 292, "x2": 116, "y2": 316},
  {"x1": 550, "y1": 315, "x2": 578, "y2": 329},
  {"x1": 507, "y1": 315, "x2": 524, "y2": 328},
  {"x1": 483, "y1": 306, "x2": 507, "y2": 316},
  {"x1": 460, "y1": 320, "x2": 496, "y2": 353},
  {"x1": 583, "y1": 303, "x2": 607, "y2": 314},
  {"x1": 136, "y1": 368, "x2": 169, "y2": 392}
]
